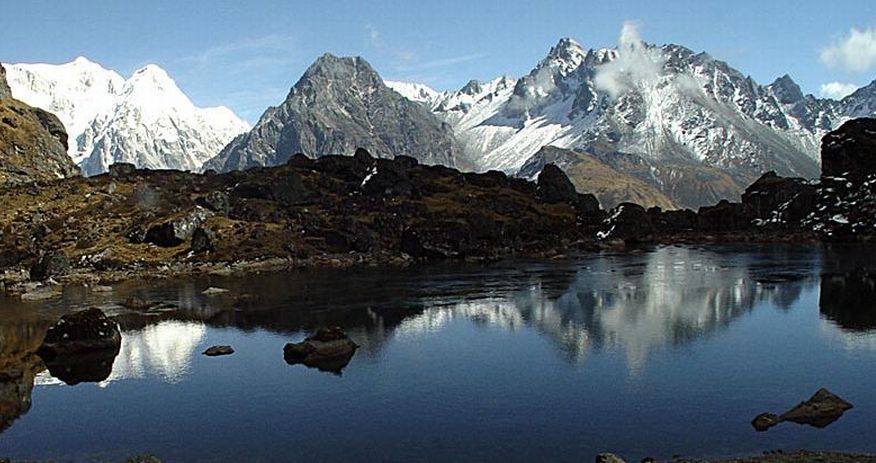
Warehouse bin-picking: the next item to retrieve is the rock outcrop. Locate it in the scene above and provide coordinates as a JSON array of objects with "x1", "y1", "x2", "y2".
[
  {"x1": 0, "y1": 63, "x2": 79, "y2": 185},
  {"x1": 751, "y1": 388, "x2": 854, "y2": 431},
  {"x1": 284, "y1": 327, "x2": 358, "y2": 373},
  {"x1": 36, "y1": 308, "x2": 121, "y2": 358}
]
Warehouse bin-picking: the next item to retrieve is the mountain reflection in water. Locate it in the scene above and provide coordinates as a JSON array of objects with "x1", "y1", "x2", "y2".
[{"x1": 4, "y1": 244, "x2": 876, "y2": 442}]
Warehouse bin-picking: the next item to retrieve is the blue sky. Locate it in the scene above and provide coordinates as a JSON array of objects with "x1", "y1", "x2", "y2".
[{"x1": 3, "y1": 0, "x2": 875, "y2": 123}]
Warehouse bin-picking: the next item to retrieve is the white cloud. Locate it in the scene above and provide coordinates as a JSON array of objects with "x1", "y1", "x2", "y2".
[
  {"x1": 819, "y1": 81, "x2": 860, "y2": 100},
  {"x1": 594, "y1": 21, "x2": 665, "y2": 99},
  {"x1": 820, "y1": 27, "x2": 876, "y2": 73}
]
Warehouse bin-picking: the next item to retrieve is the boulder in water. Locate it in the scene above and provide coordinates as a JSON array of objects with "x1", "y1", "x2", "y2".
[{"x1": 284, "y1": 327, "x2": 358, "y2": 373}]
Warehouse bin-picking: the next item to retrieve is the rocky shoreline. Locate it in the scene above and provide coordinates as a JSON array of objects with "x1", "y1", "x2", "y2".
[{"x1": 6, "y1": 115, "x2": 876, "y2": 298}]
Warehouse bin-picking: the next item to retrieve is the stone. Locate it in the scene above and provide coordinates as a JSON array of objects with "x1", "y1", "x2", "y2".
[
  {"x1": 697, "y1": 200, "x2": 754, "y2": 232},
  {"x1": 121, "y1": 296, "x2": 153, "y2": 310},
  {"x1": 780, "y1": 388, "x2": 854, "y2": 428},
  {"x1": 20, "y1": 287, "x2": 61, "y2": 301},
  {"x1": 536, "y1": 163, "x2": 578, "y2": 204},
  {"x1": 597, "y1": 203, "x2": 654, "y2": 243},
  {"x1": 741, "y1": 171, "x2": 817, "y2": 223},
  {"x1": 751, "y1": 412, "x2": 781, "y2": 432},
  {"x1": 190, "y1": 227, "x2": 216, "y2": 253},
  {"x1": 595, "y1": 453, "x2": 627, "y2": 463},
  {"x1": 36, "y1": 308, "x2": 121, "y2": 359},
  {"x1": 196, "y1": 191, "x2": 230, "y2": 214},
  {"x1": 144, "y1": 207, "x2": 213, "y2": 247},
  {"x1": 202, "y1": 287, "x2": 229, "y2": 296},
  {"x1": 284, "y1": 327, "x2": 358, "y2": 373},
  {"x1": 29, "y1": 252, "x2": 70, "y2": 281},
  {"x1": 821, "y1": 118, "x2": 876, "y2": 179},
  {"x1": 203, "y1": 345, "x2": 234, "y2": 357},
  {"x1": 751, "y1": 388, "x2": 853, "y2": 431}
]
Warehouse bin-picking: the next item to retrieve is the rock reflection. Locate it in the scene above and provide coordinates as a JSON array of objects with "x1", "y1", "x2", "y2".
[
  {"x1": 0, "y1": 319, "x2": 51, "y2": 432},
  {"x1": 820, "y1": 268, "x2": 876, "y2": 332}
]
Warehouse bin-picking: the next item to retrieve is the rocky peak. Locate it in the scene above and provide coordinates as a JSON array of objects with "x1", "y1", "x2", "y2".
[
  {"x1": 293, "y1": 54, "x2": 383, "y2": 97},
  {"x1": 540, "y1": 37, "x2": 586, "y2": 73},
  {"x1": 769, "y1": 74, "x2": 805, "y2": 105},
  {"x1": 0, "y1": 63, "x2": 10, "y2": 99}
]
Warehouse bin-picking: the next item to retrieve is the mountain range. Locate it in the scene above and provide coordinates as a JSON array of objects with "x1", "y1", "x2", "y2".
[
  {"x1": 6, "y1": 57, "x2": 249, "y2": 175},
  {"x1": 6, "y1": 35, "x2": 876, "y2": 208},
  {"x1": 388, "y1": 37, "x2": 876, "y2": 207}
]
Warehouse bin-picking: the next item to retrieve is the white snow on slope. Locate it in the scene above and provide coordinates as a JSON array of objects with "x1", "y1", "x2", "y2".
[{"x1": 7, "y1": 57, "x2": 249, "y2": 175}]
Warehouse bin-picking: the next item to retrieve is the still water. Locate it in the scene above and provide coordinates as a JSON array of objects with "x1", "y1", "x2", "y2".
[{"x1": 1, "y1": 245, "x2": 875, "y2": 462}]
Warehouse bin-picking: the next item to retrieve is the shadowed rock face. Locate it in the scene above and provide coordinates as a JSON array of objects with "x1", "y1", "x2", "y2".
[
  {"x1": 0, "y1": 62, "x2": 79, "y2": 185},
  {"x1": 822, "y1": 118, "x2": 876, "y2": 179},
  {"x1": 205, "y1": 54, "x2": 461, "y2": 172}
]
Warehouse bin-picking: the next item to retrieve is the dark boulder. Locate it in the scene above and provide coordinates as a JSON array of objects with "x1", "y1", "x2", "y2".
[
  {"x1": 203, "y1": 345, "x2": 234, "y2": 357},
  {"x1": 649, "y1": 207, "x2": 697, "y2": 234},
  {"x1": 751, "y1": 388, "x2": 853, "y2": 432},
  {"x1": 196, "y1": 191, "x2": 230, "y2": 214},
  {"x1": 313, "y1": 155, "x2": 369, "y2": 182},
  {"x1": 144, "y1": 207, "x2": 212, "y2": 247},
  {"x1": 697, "y1": 200, "x2": 754, "y2": 232},
  {"x1": 36, "y1": 308, "x2": 121, "y2": 359},
  {"x1": 361, "y1": 159, "x2": 417, "y2": 197},
  {"x1": 32, "y1": 108, "x2": 69, "y2": 151},
  {"x1": 575, "y1": 193, "x2": 601, "y2": 216},
  {"x1": 597, "y1": 203, "x2": 654, "y2": 242},
  {"x1": 353, "y1": 147, "x2": 374, "y2": 164},
  {"x1": 821, "y1": 118, "x2": 876, "y2": 179},
  {"x1": 284, "y1": 327, "x2": 358, "y2": 373},
  {"x1": 231, "y1": 171, "x2": 309, "y2": 205},
  {"x1": 190, "y1": 227, "x2": 217, "y2": 253},
  {"x1": 741, "y1": 171, "x2": 817, "y2": 223},
  {"x1": 536, "y1": 164, "x2": 578, "y2": 204},
  {"x1": 29, "y1": 252, "x2": 70, "y2": 281}
]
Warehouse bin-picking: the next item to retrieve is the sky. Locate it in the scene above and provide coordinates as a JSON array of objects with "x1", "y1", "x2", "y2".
[{"x1": 2, "y1": 0, "x2": 876, "y2": 123}]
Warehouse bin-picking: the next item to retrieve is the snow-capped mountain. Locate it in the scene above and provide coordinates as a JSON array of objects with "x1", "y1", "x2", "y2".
[
  {"x1": 6, "y1": 57, "x2": 249, "y2": 175},
  {"x1": 392, "y1": 33, "x2": 876, "y2": 208},
  {"x1": 205, "y1": 54, "x2": 460, "y2": 172}
]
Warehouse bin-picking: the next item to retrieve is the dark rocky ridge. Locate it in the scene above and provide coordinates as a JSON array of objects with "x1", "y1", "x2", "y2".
[
  {"x1": 204, "y1": 54, "x2": 462, "y2": 172},
  {"x1": 1, "y1": 117, "x2": 875, "y2": 292}
]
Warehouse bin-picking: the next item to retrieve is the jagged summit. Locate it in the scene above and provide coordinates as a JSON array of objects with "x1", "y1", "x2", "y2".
[
  {"x1": 769, "y1": 74, "x2": 805, "y2": 104},
  {"x1": 204, "y1": 54, "x2": 460, "y2": 172},
  {"x1": 388, "y1": 36, "x2": 876, "y2": 208},
  {"x1": 6, "y1": 58, "x2": 248, "y2": 174},
  {"x1": 540, "y1": 37, "x2": 587, "y2": 73}
]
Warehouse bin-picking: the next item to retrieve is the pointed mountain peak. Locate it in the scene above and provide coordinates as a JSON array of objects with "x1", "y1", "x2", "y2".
[
  {"x1": 769, "y1": 74, "x2": 804, "y2": 104},
  {"x1": 122, "y1": 64, "x2": 191, "y2": 108},
  {"x1": 294, "y1": 54, "x2": 383, "y2": 95},
  {"x1": 71, "y1": 56, "x2": 95, "y2": 65},
  {"x1": 538, "y1": 37, "x2": 587, "y2": 74}
]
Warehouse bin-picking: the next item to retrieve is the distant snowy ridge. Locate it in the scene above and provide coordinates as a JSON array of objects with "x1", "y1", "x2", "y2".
[
  {"x1": 6, "y1": 57, "x2": 249, "y2": 175},
  {"x1": 389, "y1": 34, "x2": 876, "y2": 207}
]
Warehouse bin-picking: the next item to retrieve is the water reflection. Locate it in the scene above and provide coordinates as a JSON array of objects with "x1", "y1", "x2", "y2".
[
  {"x1": 101, "y1": 321, "x2": 205, "y2": 386},
  {"x1": 3, "y1": 244, "x2": 870, "y2": 437},
  {"x1": 396, "y1": 247, "x2": 817, "y2": 369}
]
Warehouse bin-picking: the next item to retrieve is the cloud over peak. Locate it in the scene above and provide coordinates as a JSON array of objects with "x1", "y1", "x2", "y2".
[{"x1": 820, "y1": 27, "x2": 876, "y2": 73}]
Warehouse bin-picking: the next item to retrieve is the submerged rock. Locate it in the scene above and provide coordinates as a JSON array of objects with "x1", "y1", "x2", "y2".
[
  {"x1": 284, "y1": 327, "x2": 358, "y2": 373},
  {"x1": 36, "y1": 308, "x2": 122, "y2": 358},
  {"x1": 202, "y1": 287, "x2": 229, "y2": 296},
  {"x1": 752, "y1": 388, "x2": 853, "y2": 431},
  {"x1": 203, "y1": 345, "x2": 234, "y2": 357},
  {"x1": 595, "y1": 453, "x2": 627, "y2": 463}
]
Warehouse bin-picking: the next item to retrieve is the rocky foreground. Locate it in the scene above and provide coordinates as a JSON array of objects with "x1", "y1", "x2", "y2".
[{"x1": 1, "y1": 115, "x2": 876, "y2": 296}]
